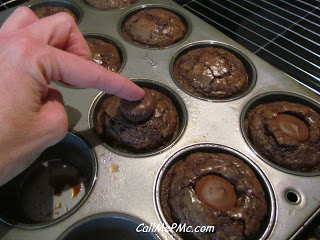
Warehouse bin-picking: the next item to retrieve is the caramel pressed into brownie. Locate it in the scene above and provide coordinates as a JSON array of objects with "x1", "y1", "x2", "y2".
[
  {"x1": 245, "y1": 101, "x2": 320, "y2": 172},
  {"x1": 96, "y1": 88, "x2": 179, "y2": 153},
  {"x1": 161, "y1": 152, "x2": 268, "y2": 240},
  {"x1": 173, "y1": 47, "x2": 248, "y2": 99}
]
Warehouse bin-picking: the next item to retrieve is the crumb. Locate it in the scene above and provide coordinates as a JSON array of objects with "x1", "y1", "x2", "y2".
[{"x1": 109, "y1": 164, "x2": 119, "y2": 173}]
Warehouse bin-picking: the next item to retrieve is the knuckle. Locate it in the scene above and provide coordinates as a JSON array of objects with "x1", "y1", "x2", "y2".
[
  {"x1": 14, "y1": 6, "x2": 33, "y2": 16},
  {"x1": 55, "y1": 12, "x2": 76, "y2": 26}
]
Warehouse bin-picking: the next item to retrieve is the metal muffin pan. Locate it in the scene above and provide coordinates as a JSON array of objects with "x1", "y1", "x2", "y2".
[{"x1": 0, "y1": 0, "x2": 319, "y2": 239}]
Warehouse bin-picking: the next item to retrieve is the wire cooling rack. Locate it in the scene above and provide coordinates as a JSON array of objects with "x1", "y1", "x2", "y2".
[{"x1": 176, "y1": 0, "x2": 320, "y2": 93}]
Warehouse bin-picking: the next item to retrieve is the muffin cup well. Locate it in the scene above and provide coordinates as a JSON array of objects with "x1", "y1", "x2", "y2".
[
  {"x1": 154, "y1": 143, "x2": 276, "y2": 240},
  {"x1": 170, "y1": 41, "x2": 257, "y2": 102},
  {"x1": 118, "y1": 4, "x2": 191, "y2": 49},
  {"x1": 0, "y1": 133, "x2": 97, "y2": 229},
  {"x1": 89, "y1": 79, "x2": 187, "y2": 158},
  {"x1": 29, "y1": 0, "x2": 82, "y2": 24},
  {"x1": 57, "y1": 212, "x2": 160, "y2": 240},
  {"x1": 240, "y1": 91, "x2": 320, "y2": 176}
]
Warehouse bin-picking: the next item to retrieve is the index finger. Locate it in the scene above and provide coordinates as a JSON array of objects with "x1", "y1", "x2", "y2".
[{"x1": 41, "y1": 46, "x2": 145, "y2": 101}]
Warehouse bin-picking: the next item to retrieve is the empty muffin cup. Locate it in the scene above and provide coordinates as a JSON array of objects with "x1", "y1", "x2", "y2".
[
  {"x1": 241, "y1": 91, "x2": 320, "y2": 176},
  {"x1": 57, "y1": 212, "x2": 160, "y2": 240},
  {"x1": 29, "y1": 1, "x2": 82, "y2": 24},
  {"x1": 170, "y1": 41, "x2": 257, "y2": 101},
  {"x1": 119, "y1": 4, "x2": 191, "y2": 49},
  {"x1": 89, "y1": 79, "x2": 187, "y2": 157},
  {"x1": 155, "y1": 143, "x2": 275, "y2": 240},
  {"x1": 0, "y1": 133, "x2": 97, "y2": 229}
]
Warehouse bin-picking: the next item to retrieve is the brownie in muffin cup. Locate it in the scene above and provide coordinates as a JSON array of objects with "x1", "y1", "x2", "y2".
[
  {"x1": 160, "y1": 152, "x2": 268, "y2": 240},
  {"x1": 122, "y1": 8, "x2": 187, "y2": 48},
  {"x1": 96, "y1": 88, "x2": 180, "y2": 153},
  {"x1": 84, "y1": 0, "x2": 137, "y2": 10},
  {"x1": 173, "y1": 47, "x2": 248, "y2": 99},
  {"x1": 244, "y1": 101, "x2": 320, "y2": 172},
  {"x1": 86, "y1": 38, "x2": 122, "y2": 72},
  {"x1": 33, "y1": 6, "x2": 78, "y2": 22}
]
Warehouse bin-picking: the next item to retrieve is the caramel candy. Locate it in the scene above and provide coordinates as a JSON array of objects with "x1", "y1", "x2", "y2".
[
  {"x1": 276, "y1": 114, "x2": 309, "y2": 142},
  {"x1": 120, "y1": 89, "x2": 156, "y2": 122},
  {"x1": 195, "y1": 175, "x2": 237, "y2": 211}
]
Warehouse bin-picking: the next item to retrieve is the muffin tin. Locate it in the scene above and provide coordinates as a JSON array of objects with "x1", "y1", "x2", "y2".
[{"x1": 0, "y1": 0, "x2": 319, "y2": 239}]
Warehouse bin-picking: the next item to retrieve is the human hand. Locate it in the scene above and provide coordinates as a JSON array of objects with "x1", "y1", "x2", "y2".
[{"x1": 0, "y1": 7, "x2": 144, "y2": 185}]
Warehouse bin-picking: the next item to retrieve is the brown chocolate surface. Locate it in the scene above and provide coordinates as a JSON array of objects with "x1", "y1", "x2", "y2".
[
  {"x1": 244, "y1": 101, "x2": 320, "y2": 172},
  {"x1": 173, "y1": 47, "x2": 248, "y2": 99},
  {"x1": 96, "y1": 88, "x2": 179, "y2": 153},
  {"x1": 161, "y1": 153, "x2": 267, "y2": 240},
  {"x1": 122, "y1": 8, "x2": 187, "y2": 48},
  {"x1": 33, "y1": 6, "x2": 78, "y2": 22},
  {"x1": 84, "y1": 0, "x2": 137, "y2": 9},
  {"x1": 86, "y1": 38, "x2": 122, "y2": 72}
]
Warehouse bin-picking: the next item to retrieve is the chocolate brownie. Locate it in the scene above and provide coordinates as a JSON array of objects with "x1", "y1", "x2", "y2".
[
  {"x1": 122, "y1": 9, "x2": 187, "y2": 48},
  {"x1": 245, "y1": 101, "x2": 320, "y2": 172},
  {"x1": 86, "y1": 38, "x2": 122, "y2": 72},
  {"x1": 83, "y1": 0, "x2": 137, "y2": 10},
  {"x1": 33, "y1": 6, "x2": 78, "y2": 22},
  {"x1": 96, "y1": 88, "x2": 179, "y2": 153},
  {"x1": 173, "y1": 47, "x2": 248, "y2": 99},
  {"x1": 161, "y1": 152, "x2": 267, "y2": 240}
]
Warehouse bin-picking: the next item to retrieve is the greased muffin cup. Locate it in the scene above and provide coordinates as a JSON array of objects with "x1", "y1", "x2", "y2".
[
  {"x1": 0, "y1": 0, "x2": 319, "y2": 239},
  {"x1": 0, "y1": 133, "x2": 97, "y2": 229}
]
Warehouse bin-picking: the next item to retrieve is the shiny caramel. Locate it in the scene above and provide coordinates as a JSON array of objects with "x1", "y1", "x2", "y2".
[
  {"x1": 195, "y1": 175, "x2": 237, "y2": 211},
  {"x1": 276, "y1": 114, "x2": 309, "y2": 142}
]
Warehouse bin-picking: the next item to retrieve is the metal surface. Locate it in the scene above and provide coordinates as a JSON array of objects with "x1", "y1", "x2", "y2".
[{"x1": 0, "y1": 0, "x2": 319, "y2": 239}]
